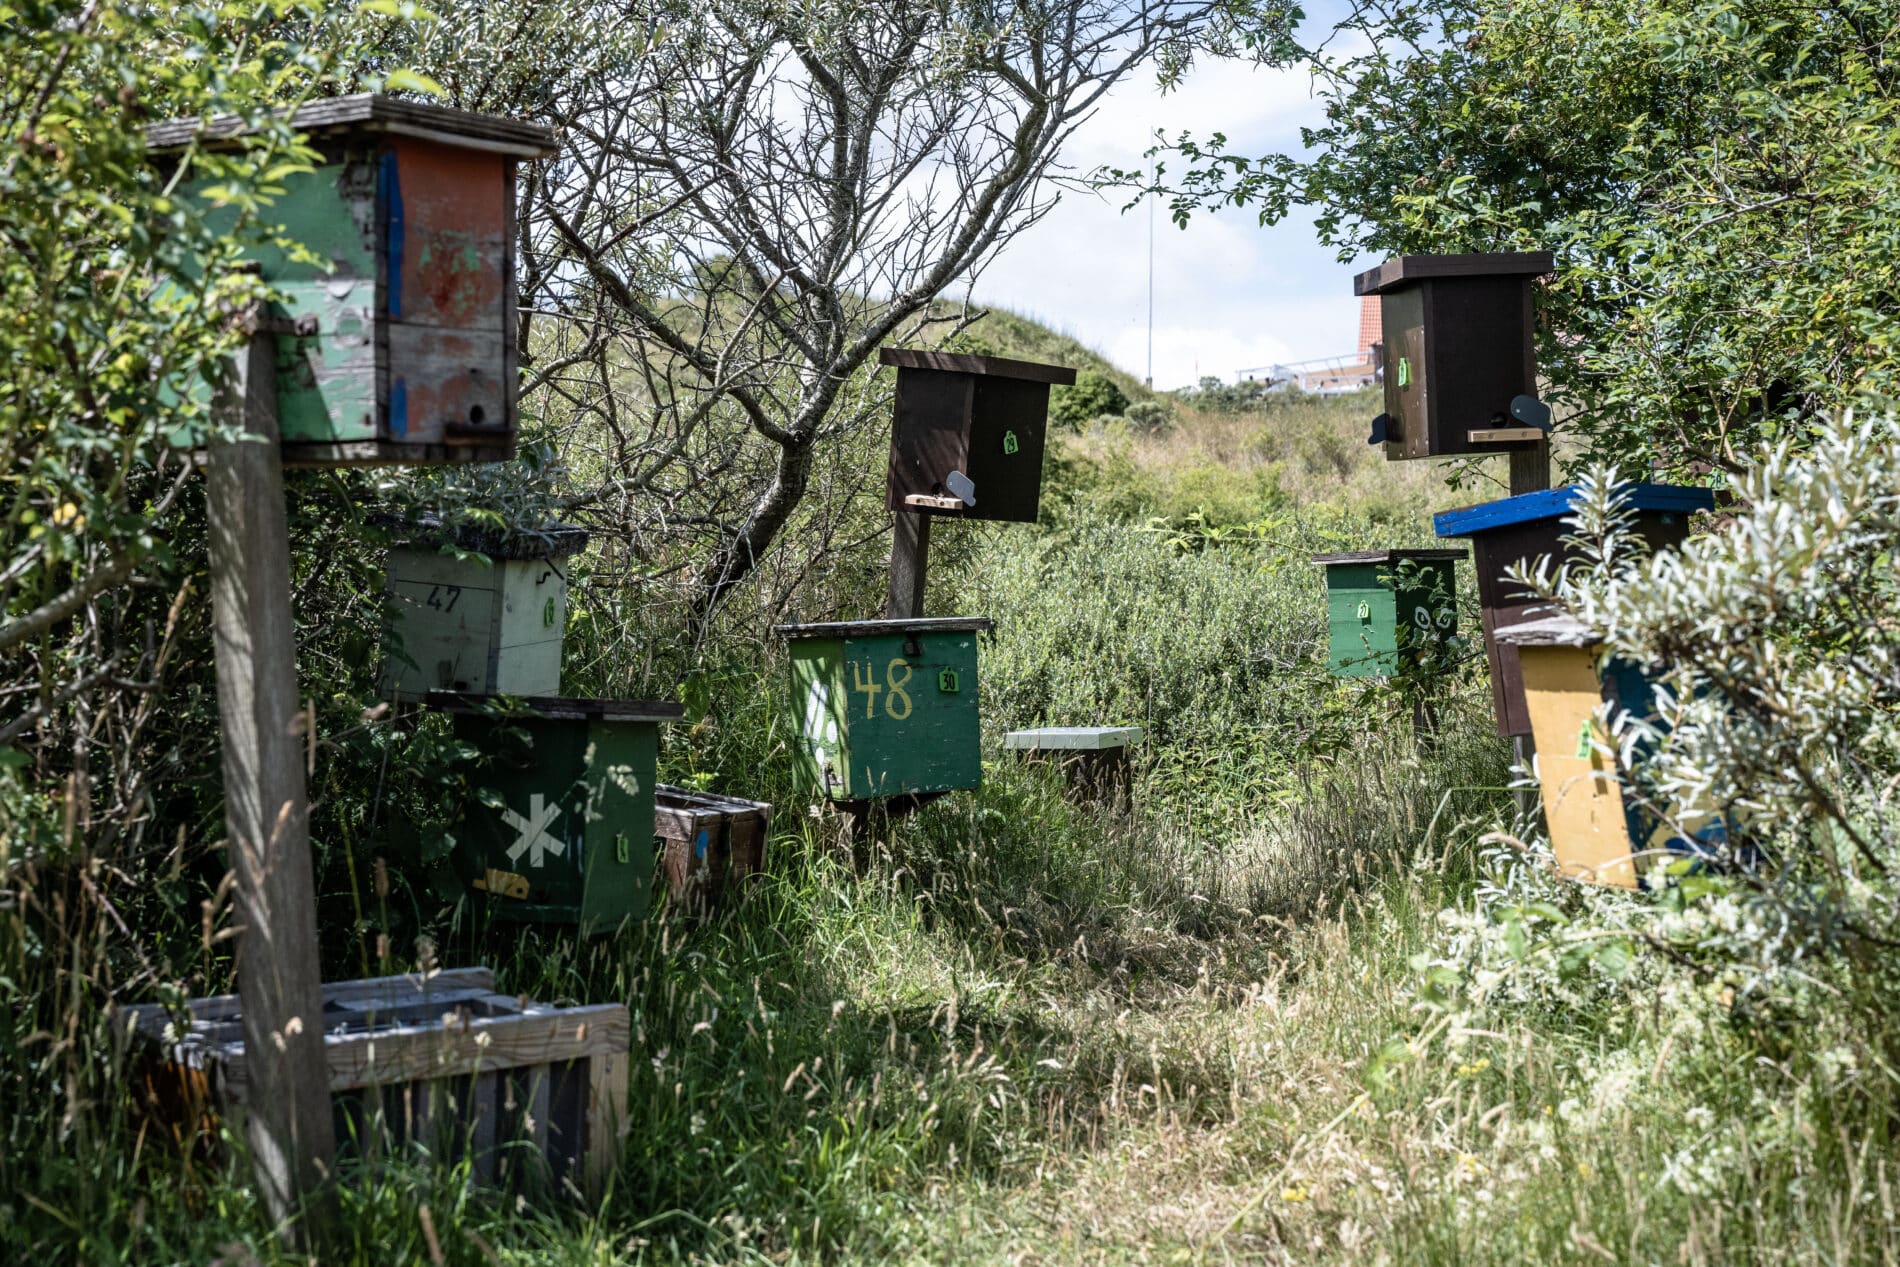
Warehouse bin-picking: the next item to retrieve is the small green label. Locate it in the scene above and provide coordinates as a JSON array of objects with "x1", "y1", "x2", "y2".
[
  {"x1": 938, "y1": 668, "x2": 960, "y2": 693},
  {"x1": 1002, "y1": 430, "x2": 1020, "y2": 455},
  {"x1": 1357, "y1": 600, "x2": 1371, "y2": 621},
  {"x1": 615, "y1": 833, "x2": 630, "y2": 864},
  {"x1": 543, "y1": 596, "x2": 557, "y2": 627},
  {"x1": 1576, "y1": 721, "x2": 1594, "y2": 759},
  {"x1": 1397, "y1": 357, "x2": 1412, "y2": 388}
]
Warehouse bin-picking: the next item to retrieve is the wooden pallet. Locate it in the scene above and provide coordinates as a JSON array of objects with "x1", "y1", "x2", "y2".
[{"x1": 121, "y1": 967, "x2": 627, "y2": 1196}]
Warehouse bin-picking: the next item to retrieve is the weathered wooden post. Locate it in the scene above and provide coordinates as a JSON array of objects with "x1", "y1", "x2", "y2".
[
  {"x1": 148, "y1": 94, "x2": 559, "y2": 1230},
  {"x1": 204, "y1": 316, "x2": 336, "y2": 1228}
]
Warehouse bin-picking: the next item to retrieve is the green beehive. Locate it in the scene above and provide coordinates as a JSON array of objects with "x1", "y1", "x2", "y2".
[
  {"x1": 381, "y1": 523, "x2": 587, "y2": 703},
  {"x1": 1312, "y1": 549, "x2": 1465, "y2": 677},
  {"x1": 429, "y1": 695, "x2": 684, "y2": 933},
  {"x1": 772, "y1": 617, "x2": 993, "y2": 801}
]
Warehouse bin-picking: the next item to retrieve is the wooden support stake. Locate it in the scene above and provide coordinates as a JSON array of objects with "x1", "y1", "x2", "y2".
[
  {"x1": 1507, "y1": 435, "x2": 1552, "y2": 816},
  {"x1": 887, "y1": 511, "x2": 930, "y2": 619},
  {"x1": 205, "y1": 325, "x2": 336, "y2": 1232}
]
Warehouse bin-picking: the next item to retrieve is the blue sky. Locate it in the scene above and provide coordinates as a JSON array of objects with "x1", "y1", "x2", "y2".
[{"x1": 971, "y1": 50, "x2": 1362, "y2": 390}]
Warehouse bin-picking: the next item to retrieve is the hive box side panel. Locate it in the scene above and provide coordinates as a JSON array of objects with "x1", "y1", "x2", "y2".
[
  {"x1": 789, "y1": 639, "x2": 848, "y2": 797},
  {"x1": 495, "y1": 558, "x2": 569, "y2": 651},
  {"x1": 380, "y1": 138, "x2": 512, "y2": 453},
  {"x1": 382, "y1": 559, "x2": 500, "y2": 701},
  {"x1": 961, "y1": 376, "x2": 1050, "y2": 523},
  {"x1": 1520, "y1": 645, "x2": 1639, "y2": 888},
  {"x1": 1323, "y1": 563, "x2": 1401, "y2": 677},
  {"x1": 167, "y1": 155, "x2": 382, "y2": 448},
  {"x1": 835, "y1": 630, "x2": 982, "y2": 798},
  {"x1": 1422, "y1": 276, "x2": 1537, "y2": 454},
  {"x1": 1378, "y1": 287, "x2": 1428, "y2": 458},
  {"x1": 450, "y1": 714, "x2": 589, "y2": 920},
  {"x1": 1394, "y1": 558, "x2": 1459, "y2": 649},
  {"x1": 577, "y1": 719, "x2": 661, "y2": 932},
  {"x1": 886, "y1": 370, "x2": 974, "y2": 512}
]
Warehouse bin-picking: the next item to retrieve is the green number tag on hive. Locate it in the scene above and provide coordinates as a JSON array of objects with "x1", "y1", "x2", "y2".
[
  {"x1": 1002, "y1": 430, "x2": 1019, "y2": 455},
  {"x1": 615, "y1": 833, "x2": 630, "y2": 864},
  {"x1": 543, "y1": 597, "x2": 557, "y2": 627},
  {"x1": 1357, "y1": 600, "x2": 1371, "y2": 621},
  {"x1": 1397, "y1": 357, "x2": 1411, "y2": 388},
  {"x1": 1576, "y1": 721, "x2": 1594, "y2": 759},
  {"x1": 938, "y1": 668, "x2": 960, "y2": 693}
]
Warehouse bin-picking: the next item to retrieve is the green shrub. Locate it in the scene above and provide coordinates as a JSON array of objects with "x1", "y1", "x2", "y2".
[{"x1": 1049, "y1": 369, "x2": 1129, "y2": 428}]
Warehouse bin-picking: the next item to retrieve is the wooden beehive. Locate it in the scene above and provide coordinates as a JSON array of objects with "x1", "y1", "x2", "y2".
[
  {"x1": 773, "y1": 617, "x2": 992, "y2": 801},
  {"x1": 654, "y1": 785, "x2": 773, "y2": 912},
  {"x1": 122, "y1": 967, "x2": 626, "y2": 1196},
  {"x1": 1434, "y1": 484, "x2": 1715, "y2": 736},
  {"x1": 1310, "y1": 549, "x2": 1465, "y2": 677},
  {"x1": 146, "y1": 95, "x2": 558, "y2": 465},
  {"x1": 881, "y1": 349, "x2": 1077, "y2": 524},
  {"x1": 1003, "y1": 726, "x2": 1143, "y2": 805},
  {"x1": 381, "y1": 521, "x2": 587, "y2": 703},
  {"x1": 1496, "y1": 616, "x2": 1729, "y2": 888},
  {"x1": 1353, "y1": 252, "x2": 1555, "y2": 459},
  {"x1": 428, "y1": 695, "x2": 684, "y2": 933}
]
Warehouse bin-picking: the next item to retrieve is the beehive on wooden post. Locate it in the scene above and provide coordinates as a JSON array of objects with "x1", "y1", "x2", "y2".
[
  {"x1": 773, "y1": 617, "x2": 992, "y2": 801},
  {"x1": 1354, "y1": 252, "x2": 1555, "y2": 459},
  {"x1": 1495, "y1": 615, "x2": 1728, "y2": 888},
  {"x1": 427, "y1": 695, "x2": 684, "y2": 933},
  {"x1": 123, "y1": 967, "x2": 627, "y2": 1198},
  {"x1": 1310, "y1": 549, "x2": 1465, "y2": 677},
  {"x1": 1434, "y1": 484, "x2": 1716, "y2": 736},
  {"x1": 882, "y1": 350, "x2": 1077, "y2": 523},
  {"x1": 380, "y1": 522, "x2": 587, "y2": 703},
  {"x1": 146, "y1": 95, "x2": 559, "y2": 465}
]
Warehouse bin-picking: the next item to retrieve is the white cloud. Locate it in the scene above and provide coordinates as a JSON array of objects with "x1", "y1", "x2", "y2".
[{"x1": 969, "y1": 53, "x2": 1362, "y2": 389}]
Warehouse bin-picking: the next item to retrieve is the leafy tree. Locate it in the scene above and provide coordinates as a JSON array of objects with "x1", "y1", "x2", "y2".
[
  {"x1": 358, "y1": 0, "x2": 1297, "y2": 625},
  {"x1": 1151, "y1": 0, "x2": 1900, "y2": 476}
]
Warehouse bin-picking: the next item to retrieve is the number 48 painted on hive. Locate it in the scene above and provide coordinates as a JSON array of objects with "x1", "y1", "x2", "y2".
[{"x1": 851, "y1": 658, "x2": 914, "y2": 720}]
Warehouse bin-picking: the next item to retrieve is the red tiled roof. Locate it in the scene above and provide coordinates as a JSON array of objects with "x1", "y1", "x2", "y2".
[{"x1": 1357, "y1": 295, "x2": 1382, "y2": 355}]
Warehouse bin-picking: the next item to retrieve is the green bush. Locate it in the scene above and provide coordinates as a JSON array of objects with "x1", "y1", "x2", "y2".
[{"x1": 1048, "y1": 369, "x2": 1129, "y2": 428}]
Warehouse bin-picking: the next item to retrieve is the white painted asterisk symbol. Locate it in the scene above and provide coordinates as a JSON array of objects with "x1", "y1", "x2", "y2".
[{"x1": 503, "y1": 793, "x2": 564, "y2": 868}]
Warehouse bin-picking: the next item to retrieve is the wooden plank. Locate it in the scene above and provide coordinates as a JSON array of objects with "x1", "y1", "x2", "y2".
[
  {"x1": 772, "y1": 616, "x2": 993, "y2": 638},
  {"x1": 146, "y1": 93, "x2": 558, "y2": 157},
  {"x1": 586, "y1": 1047, "x2": 628, "y2": 1198},
  {"x1": 887, "y1": 512, "x2": 931, "y2": 618},
  {"x1": 878, "y1": 347, "x2": 1077, "y2": 384},
  {"x1": 1002, "y1": 726, "x2": 1144, "y2": 751},
  {"x1": 1520, "y1": 645, "x2": 1640, "y2": 888},
  {"x1": 1309, "y1": 548, "x2": 1466, "y2": 565},
  {"x1": 901, "y1": 494, "x2": 962, "y2": 511},
  {"x1": 1353, "y1": 251, "x2": 1555, "y2": 295},
  {"x1": 1436, "y1": 484, "x2": 1717, "y2": 537},
  {"x1": 1470, "y1": 427, "x2": 1545, "y2": 445},
  {"x1": 205, "y1": 324, "x2": 336, "y2": 1229},
  {"x1": 220, "y1": 1004, "x2": 629, "y2": 1098}
]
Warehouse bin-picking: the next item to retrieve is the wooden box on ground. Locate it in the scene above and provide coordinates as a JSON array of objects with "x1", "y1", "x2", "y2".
[
  {"x1": 1353, "y1": 252, "x2": 1554, "y2": 459},
  {"x1": 1003, "y1": 726, "x2": 1142, "y2": 804},
  {"x1": 381, "y1": 522, "x2": 587, "y2": 702},
  {"x1": 774, "y1": 617, "x2": 992, "y2": 801},
  {"x1": 655, "y1": 785, "x2": 772, "y2": 911},
  {"x1": 428, "y1": 695, "x2": 684, "y2": 932},
  {"x1": 147, "y1": 95, "x2": 558, "y2": 465},
  {"x1": 1311, "y1": 549, "x2": 1465, "y2": 678},
  {"x1": 1434, "y1": 484, "x2": 1716, "y2": 736},
  {"x1": 123, "y1": 967, "x2": 626, "y2": 1195},
  {"x1": 881, "y1": 349, "x2": 1076, "y2": 523},
  {"x1": 1496, "y1": 616, "x2": 1729, "y2": 889}
]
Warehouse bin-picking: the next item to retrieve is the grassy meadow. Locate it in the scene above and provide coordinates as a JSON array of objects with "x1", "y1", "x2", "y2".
[{"x1": 4, "y1": 321, "x2": 1895, "y2": 1266}]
